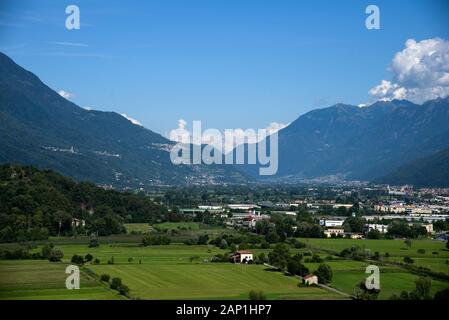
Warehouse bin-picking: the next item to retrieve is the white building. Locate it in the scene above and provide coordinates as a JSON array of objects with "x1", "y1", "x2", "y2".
[
  {"x1": 303, "y1": 274, "x2": 318, "y2": 285},
  {"x1": 367, "y1": 224, "x2": 389, "y2": 233},
  {"x1": 324, "y1": 228, "x2": 345, "y2": 238},
  {"x1": 233, "y1": 250, "x2": 253, "y2": 263},
  {"x1": 320, "y1": 218, "x2": 345, "y2": 227}
]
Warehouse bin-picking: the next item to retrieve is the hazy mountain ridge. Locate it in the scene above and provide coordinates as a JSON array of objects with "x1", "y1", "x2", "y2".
[
  {"x1": 1, "y1": 51, "x2": 448, "y2": 188},
  {"x1": 0, "y1": 52, "x2": 250, "y2": 188},
  {"x1": 376, "y1": 146, "x2": 449, "y2": 187},
  {"x1": 238, "y1": 97, "x2": 449, "y2": 183}
]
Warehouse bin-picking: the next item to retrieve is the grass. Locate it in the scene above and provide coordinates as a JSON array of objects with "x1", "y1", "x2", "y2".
[
  {"x1": 124, "y1": 223, "x2": 151, "y2": 234},
  {"x1": 1, "y1": 237, "x2": 448, "y2": 300},
  {"x1": 153, "y1": 222, "x2": 201, "y2": 231},
  {"x1": 330, "y1": 269, "x2": 449, "y2": 299},
  {"x1": 89, "y1": 263, "x2": 344, "y2": 300},
  {"x1": 301, "y1": 238, "x2": 449, "y2": 274},
  {"x1": 0, "y1": 260, "x2": 121, "y2": 300}
]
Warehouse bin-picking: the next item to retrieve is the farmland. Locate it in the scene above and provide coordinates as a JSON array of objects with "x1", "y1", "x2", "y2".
[
  {"x1": 0, "y1": 260, "x2": 121, "y2": 300},
  {"x1": 302, "y1": 238, "x2": 449, "y2": 274},
  {"x1": 1, "y1": 236, "x2": 448, "y2": 300}
]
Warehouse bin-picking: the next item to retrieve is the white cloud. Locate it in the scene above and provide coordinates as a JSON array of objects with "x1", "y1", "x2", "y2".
[
  {"x1": 169, "y1": 119, "x2": 190, "y2": 143},
  {"x1": 264, "y1": 122, "x2": 288, "y2": 135},
  {"x1": 168, "y1": 119, "x2": 288, "y2": 151},
  {"x1": 58, "y1": 90, "x2": 75, "y2": 100},
  {"x1": 120, "y1": 114, "x2": 142, "y2": 126},
  {"x1": 369, "y1": 38, "x2": 449, "y2": 103},
  {"x1": 45, "y1": 41, "x2": 88, "y2": 47}
]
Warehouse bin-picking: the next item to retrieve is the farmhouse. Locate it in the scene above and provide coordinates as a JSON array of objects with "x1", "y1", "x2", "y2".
[
  {"x1": 303, "y1": 274, "x2": 318, "y2": 285},
  {"x1": 233, "y1": 250, "x2": 253, "y2": 263}
]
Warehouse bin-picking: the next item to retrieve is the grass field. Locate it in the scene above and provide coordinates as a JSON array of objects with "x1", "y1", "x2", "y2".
[
  {"x1": 124, "y1": 223, "x2": 151, "y2": 234},
  {"x1": 88, "y1": 263, "x2": 343, "y2": 300},
  {"x1": 1, "y1": 237, "x2": 449, "y2": 300},
  {"x1": 302, "y1": 238, "x2": 449, "y2": 274},
  {"x1": 153, "y1": 222, "x2": 201, "y2": 231},
  {"x1": 0, "y1": 260, "x2": 121, "y2": 300}
]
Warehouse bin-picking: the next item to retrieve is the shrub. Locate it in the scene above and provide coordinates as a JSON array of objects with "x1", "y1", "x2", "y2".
[
  {"x1": 110, "y1": 277, "x2": 122, "y2": 290},
  {"x1": 100, "y1": 274, "x2": 110, "y2": 282},
  {"x1": 404, "y1": 256, "x2": 414, "y2": 264},
  {"x1": 85, "y1": 253, "x2": 94, "y2": 262},
  {"x1": 142, "y1": 234, "x2": 171, "y2": 246},
  {"x1": 71, "y1": 254, "x2": 85, "y2": 265},
  {"x1": 248, "y1": 290, "x2": 266, "y2": 300},
  {"x1": 48, "y1": 248, "x2": 63, "y2": 262}
]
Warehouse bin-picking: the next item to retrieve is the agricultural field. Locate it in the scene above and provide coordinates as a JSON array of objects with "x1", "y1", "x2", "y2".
[
  {"x1": 301, "y1": 238, "x2": 449, "y2": 275},
  {"x1": 0, "y1": 260, "x2": 121, "y2": 300},
  {"x1": 88, "y1": 263, "x2": 343, "y2": 300},
  {"x1": 0, "y1": 242, "x2": 343, "y2": 300},
  {"x1": 124, "y1": 223, "x2": 152, "y2": 234},
  {"x1": 1, "y1": 237, "x2": 448, "y2": 300}
]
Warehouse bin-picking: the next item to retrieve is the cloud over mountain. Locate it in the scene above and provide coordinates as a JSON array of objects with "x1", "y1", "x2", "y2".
[{"x1": 370, "y1": 38, "x2": 449, "y2": 103}]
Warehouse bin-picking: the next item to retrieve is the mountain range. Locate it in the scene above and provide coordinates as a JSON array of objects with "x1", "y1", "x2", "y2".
[
  {"x1": 239, "y1": 97, "x2": 449, "y2": 186},
  {"x1": 1, "y1": 52, "x2": 448, "y2": 188},
  {"x1": 0, "y1": 52, "x2": 249, "y2": 188}
]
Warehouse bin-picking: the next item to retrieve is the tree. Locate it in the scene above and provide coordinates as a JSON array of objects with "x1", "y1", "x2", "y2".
[
  {"x1": 354, "y1": 281, "x2": 380, "y2": 300},
  {"x1": 415, "y1": 276, "x2": 431, "y2": 300},
  {"x1": 71, "y1": 254, "x2": 84, "y2": 265},
  {"x1": 287, "y1": 259, "x2": 300, "y2": 275},
  {"x1": 366, "y1": 229, "x2": 381, "y2": 240},
  {"x1": 343, "y1": 217, "x2": 366, "y2": 233},
  {"x1": 434, "y1": 288, "x2": 449, "y2": 300},
  {"x1": 446, "y1": 239, "x2": 449, "y2": 250},
  {"x1": 403, "y1": 256, "x2": 414, "y2": 264},
  {"x1": 268, "y1": 243, "x2": 290, "y2": 269},
  {"x1": 314, "y1": 264, "x2": 333, "y2": 284},
  {"x1": 48, "y1": 248, "x2": 64, "y2": 262},
  {"x1": 84, "y1": 253, "x2": 93, "y2": 262},
  {"x1": 100, "y1": 274, "x2": 110, "y2": 282},
  {"x1": 118, "y1": 284, "x2": 130, "y2": 296},
  {"x1": 110, "y1": 277, "x2": 122, "y2": 290}
]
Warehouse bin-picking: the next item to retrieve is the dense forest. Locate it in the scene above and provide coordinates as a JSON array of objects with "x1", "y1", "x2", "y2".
[{"x1": 0, "y1": 165, "x2": 168, "y2": 242}]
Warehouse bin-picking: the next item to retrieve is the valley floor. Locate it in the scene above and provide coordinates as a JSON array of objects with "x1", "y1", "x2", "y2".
[{"x1": 1, "y1": 237, "x2": 448, "y2": 300}]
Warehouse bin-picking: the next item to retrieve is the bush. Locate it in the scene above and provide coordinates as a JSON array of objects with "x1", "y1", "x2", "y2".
[
  {"x1": 404, "y1": 256, "x2": 414, "y2": 264},
  {"x1": 71, "y1": 254, "x2": 85, "y2": 265},
  {"x1": 100, "y1": 274, "x2": 110, "y2": 282},
  {"x1": 142, "y1": 234, "x2": 171, "y2": 246},
  {"x1": 48, "y1": 248, "x2": 63, "y2": 262},
  {"x1": 110, "y1": 277, "x2": 122, "y2": 290},
  {"x1": 118, "y1": 284, "x2": 130, "y2": 296},
  {"x1": 248, "y1": 290, "x2": 266, "y2": 300},
  {"x1": 85, "y1": 253, "x2": 94, "y2": 262},
  {"x1": 434, "y1": 288, "x2": 449, "y2": 300},
  {"x1": 93, "y1": 258, "x2": 100, "y2": 264}
]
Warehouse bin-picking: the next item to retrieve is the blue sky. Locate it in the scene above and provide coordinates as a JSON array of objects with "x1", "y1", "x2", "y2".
[{"x1": 1, "y1": 0, "x2": 448, "y2": 136}]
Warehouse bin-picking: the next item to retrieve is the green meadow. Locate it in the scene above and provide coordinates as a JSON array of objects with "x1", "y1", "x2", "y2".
[
  {"x1": 301, "y1": 238, "x2": 449, "y2": 275},
  {"x1": 0, "y1": 260, "x2": 121, "y2": 300},
  {"x1": 0, "y1": 235, "x2": 448, "y2": 300}
]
